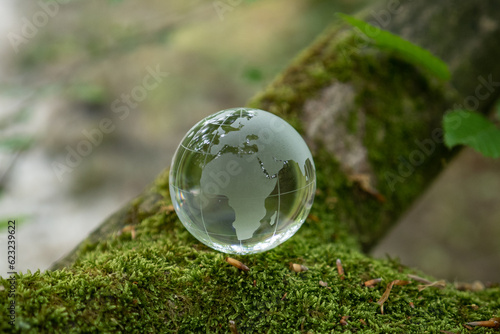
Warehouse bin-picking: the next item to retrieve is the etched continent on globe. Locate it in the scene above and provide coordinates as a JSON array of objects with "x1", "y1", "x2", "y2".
[{"x1": 169, "y1": 108, "x2": 316, "y2": 254}]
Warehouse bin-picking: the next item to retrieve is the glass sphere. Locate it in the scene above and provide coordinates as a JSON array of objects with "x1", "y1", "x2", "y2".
[{"x1": 169, "y1": 108, "x2": 316, "y2": 254}]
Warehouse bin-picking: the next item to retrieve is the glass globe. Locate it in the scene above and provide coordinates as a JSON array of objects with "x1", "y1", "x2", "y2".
[{"x1": 169, "y1": 108, "x2": 316, "y2": 254}]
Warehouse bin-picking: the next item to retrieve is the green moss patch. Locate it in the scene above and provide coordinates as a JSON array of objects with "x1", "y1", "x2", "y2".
[{"x1": 2, "y1": 171, "x2": 498, "y2": 333}]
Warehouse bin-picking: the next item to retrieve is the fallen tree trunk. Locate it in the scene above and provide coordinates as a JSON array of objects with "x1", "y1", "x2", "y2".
[{"x1": 2, "y1": 0, "x2": 500, "y2": 332}]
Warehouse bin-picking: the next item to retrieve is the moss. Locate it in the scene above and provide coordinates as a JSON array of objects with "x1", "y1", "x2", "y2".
[
  {"x1": 1, "y1": 20, "x2": 497, "y2": 334},
  {"x1": 2, "y1": 169, "x2": 499, "y2": 333},
  {"x1": 0, "y1": 197, "x2": 500, "y2": 333}
]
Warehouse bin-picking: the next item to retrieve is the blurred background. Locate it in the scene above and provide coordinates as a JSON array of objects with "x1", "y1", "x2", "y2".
[{"x1": 0, "y1": 0, "x2": 498, "y2": 283}]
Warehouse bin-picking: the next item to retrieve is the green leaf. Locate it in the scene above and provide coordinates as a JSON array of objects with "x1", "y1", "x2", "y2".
[
  {"x1": 443, "y1": 110, "x2": 500, "y2": 158},
  {"x1": 338, "y1": 13, "x2": 450, "y2": 81}
]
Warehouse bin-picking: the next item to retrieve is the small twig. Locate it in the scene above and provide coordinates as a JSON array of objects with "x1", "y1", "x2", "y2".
[
  {"x1": 363, "y1": 278, "x2": 382, "y2": 287},
  {"x1": 466, "y1": 317, "x2": 500, "y2": 329},
  {"x1": 377, "y1": 280, "x2": 410, "y2": 314},
  {"x1": 417, "y1": 280, "x2": 446, "y2": 292},
  {"x1": 377, "y1": 281, "x2": 395, "y2": 314},
  {"x1": 393, "y1": 280, "x2": 410, "y2": 286},
  {"x1": 408, "y1": 274, "x2": 446, "y2": 291},
  {"x1": 225, "y1": 257, "x2": 249, "y2": 272},
  {"x1": 407, "y1": 274, "x2": 432, "y2": 285},
  {"x1": 336, "y1": 259, "x2": 344, "y2": 280}
]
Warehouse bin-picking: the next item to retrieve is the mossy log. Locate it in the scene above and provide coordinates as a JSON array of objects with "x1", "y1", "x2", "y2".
[{"x1": 2, "y1": 1, "x2": 500, "y2": 333}]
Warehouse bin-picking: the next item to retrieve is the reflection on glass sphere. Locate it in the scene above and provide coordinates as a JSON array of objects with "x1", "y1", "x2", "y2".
[{"x1": 169, "y1": 108, "x2": 316, "y2": 254}]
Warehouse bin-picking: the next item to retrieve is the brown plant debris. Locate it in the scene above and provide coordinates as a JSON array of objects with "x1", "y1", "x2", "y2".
[
  {"x1": 308, "y1": 213, "x2": 320, "y2": 222},
  {"x1": 463, "y1": 324, "x2": 473, "y2": 330},
  {"x1": 376, "y1": 280, "x2": 410, "y2": 314},
  {"x1": 336, "y1": 259, "x2": 345, "y2": 280},
  {"x1": 417, "y1": 280, "x2": 446, "y2": 292},
  {"x1": 339, "y1": 315, "x2": 350, "y2": 326},
  {"x1": 289, "y1": 263, "x2": 308, "y2": 273},
  {"x1": 393, "y1": 280, "x2": 410, "y2": 286},
  {"x1": 377, "y1": 282, "x2": 394, "y2": 314},
  {"x1": 407, "y1": 274, "x2": 433, "y2": 285},
  {"x1": 348, "y1": 173, "x2": 386, "y2": 202},
  {"x1": 229, "y1": 320, "x2": 238, "y2": 334},
  {"x1": 408, "y1": 274, "x2": 446, "y2": 291},
  {"x1": 466, "y1": 317, "x2": 500, "y2": 329},
  {"x1": 225, "y1": 257, "x2": 250, "y2": 272},
  {"x1": 319, "y1": 280, "x2": 328, "y2": 287},
  {"x1": 120, "y1": 225, "x2": 136, "y2": 239},
  {"x1": 363, "y1": 278, "x2": 382, "y2": 287}
]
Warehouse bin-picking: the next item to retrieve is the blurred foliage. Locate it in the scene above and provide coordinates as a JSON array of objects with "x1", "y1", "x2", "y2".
[
  {"x1": 0, "y1": 216, "x2": 29, "y2": 230},
  {"x1": 0, "y1": 107, "x2": 31, "y2": 130},
  {"x1": 444, "y1": 110, "x2": 500, "y2": 158},
  {"x1": 0, "y1": 137, "x2": 33, "y2": 152},
  {"x1": 66, "y1": 83, "x2": 108, "y2": 105},
  {"x1": 339, "y1": 14, "x2": 450, "y2": 80},
  {"x1": 8, "y1": 0, "x2": 371, "y2": 144},
  {"x1": 0, "y1": 107, "x2": 33, "y2": 153}
]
